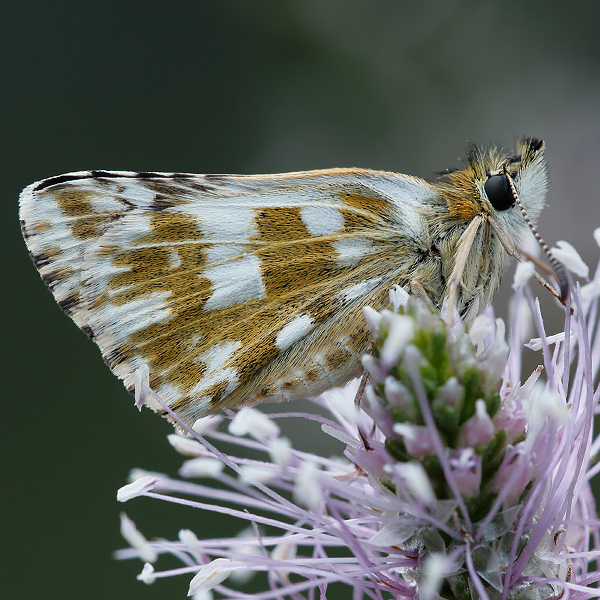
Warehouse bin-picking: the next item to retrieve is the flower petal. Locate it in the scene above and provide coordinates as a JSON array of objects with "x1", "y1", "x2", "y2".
[
  {"x1": 229, "y1": 407, "x2": 280, "y2": 440},
  {"x1": 552, "y1": 240, "x2": 589, "y2": 278},
  {"x1": 188, "y1": 559, "x2": 232, "y2": 595},
  {"x1": 512, "y1": 260, "x2": 535, "y2": 289},
  {"x1": 117, "y1": 476, "x2": 159, "y2": 502},
  {"x1": 120, "y1": 513, "x2": 157, "y2": 563},
  {"x1": 136, "y1": 562, "x2": 156, "y2": 585},
  {"x1": 134, "y1": 363, "x2": 150, "y2": 410}
]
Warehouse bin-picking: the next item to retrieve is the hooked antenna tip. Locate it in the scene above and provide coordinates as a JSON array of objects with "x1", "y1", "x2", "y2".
[{"x1": 558, "y1": 268, "x2": 570, "y2": 303}]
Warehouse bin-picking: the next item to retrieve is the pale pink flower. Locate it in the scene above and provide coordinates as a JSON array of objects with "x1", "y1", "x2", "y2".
[{"x1": 115, "y1": 236, "x2": 600, "y2": 600}]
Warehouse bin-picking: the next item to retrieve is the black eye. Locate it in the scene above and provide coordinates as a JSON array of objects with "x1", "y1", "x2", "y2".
[{"x1": 484, "y1": 174, "x2": 514, "y2": 211}]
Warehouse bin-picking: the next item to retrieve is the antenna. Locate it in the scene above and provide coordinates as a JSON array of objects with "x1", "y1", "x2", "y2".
[{"x1": 502, "y1": 165, "x2": 569, "y2": 303}]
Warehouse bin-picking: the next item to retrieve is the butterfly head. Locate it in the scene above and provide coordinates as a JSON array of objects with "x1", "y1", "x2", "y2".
[{"x1": 473, "y1": 138, "x2": 548, "y2": 242}]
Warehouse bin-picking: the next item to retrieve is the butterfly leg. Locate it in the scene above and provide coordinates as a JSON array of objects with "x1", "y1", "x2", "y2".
[
  {"x1": 445, "y1": 215, "x2": 486, "y2": 327},
  {"x1": 488, "y1": 217, "x2": 567, "y2": 305},
  {"x1": 353, "y1": 370, "x2": 368, "y2": 408}
]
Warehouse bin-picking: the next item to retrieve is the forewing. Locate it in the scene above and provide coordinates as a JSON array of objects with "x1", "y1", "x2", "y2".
[{"x1": 20, "y1": 169, "x2": 434, "y2": 422}]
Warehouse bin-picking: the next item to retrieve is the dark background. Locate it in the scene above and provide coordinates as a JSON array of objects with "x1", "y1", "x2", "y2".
[{"x1": 3, "y1": 1, "x2": 600, "y2": 599}]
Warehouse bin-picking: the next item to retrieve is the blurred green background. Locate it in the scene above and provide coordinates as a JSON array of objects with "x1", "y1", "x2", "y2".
[{"x1": 3, "y1": 1, "x2": 600, "y2": 598}]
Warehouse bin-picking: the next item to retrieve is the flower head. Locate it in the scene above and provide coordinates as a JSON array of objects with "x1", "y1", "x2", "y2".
[{"x1": 116, "y1": 233, "x2": 600, "y2": 600}]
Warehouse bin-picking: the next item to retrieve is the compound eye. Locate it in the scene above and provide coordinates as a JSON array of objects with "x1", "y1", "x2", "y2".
[{"x1": 484, "y1": 174, "x2": 514, "y2": 211}]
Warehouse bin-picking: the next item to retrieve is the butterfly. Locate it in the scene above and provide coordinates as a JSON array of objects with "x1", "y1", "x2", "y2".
[{"x1": 19, "y1": 138, "x2": 561, "y2": 425}]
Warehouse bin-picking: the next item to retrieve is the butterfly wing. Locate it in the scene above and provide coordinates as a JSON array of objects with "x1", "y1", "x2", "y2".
[{"x1": 20, "y1": 169, "x2": 437, "y2": 423}]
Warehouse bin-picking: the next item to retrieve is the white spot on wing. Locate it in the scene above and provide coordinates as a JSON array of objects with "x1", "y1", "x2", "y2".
[
  {"x1": 300, "y1": 206, "x2": 344, "y2": 236},
  {"x1": 333, "y1": 237, "x2": 372, "y2": 266},
  {"x1": 205, "y1": 244, "x2": 245, "y2": 267},
  {"x1": 191, "y1": 341, "x2": 242, "y2": 398},
  {"x1": 190, "y1": 206, "x2": 257, "y2": 242},
  {"x1": 202, "y1": 341, "x2": 241, "y2": 372},
  {"x1": 373, "y1": 174, "x2": 434, "y2": 207},
  {"x1": 339, "y1": 277, "x2": 384, "y2": 302},
  {"x1": 169, "y1": 249, "x2": 182, "y2": 269},
  {"x1": 393, "y1": 204, "x2": 424, "y2": 239},
  {"x1": 98, "y1": 291, "x2": 173, "y2": 340},
  {"x1": 118, "y1": 180, "x2": 156, "y2": 204},
  {"x1": 276, "y1": 314, "x2": 314, "y2": 351},
  {"x1": 204, "y1": 254, "x2": 265, "y2": 310}
]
